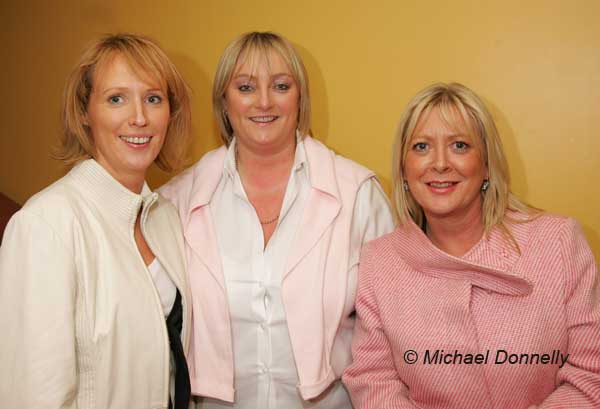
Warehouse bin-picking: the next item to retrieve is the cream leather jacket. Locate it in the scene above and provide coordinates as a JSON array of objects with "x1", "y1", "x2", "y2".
[{"x1": 0, "y1": 159, "x2": 191, "y2": 409}]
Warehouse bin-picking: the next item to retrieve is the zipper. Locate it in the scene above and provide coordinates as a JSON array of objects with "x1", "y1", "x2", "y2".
[{"x1": 134, "y1": 195, "x2": 172, "y2": 407}]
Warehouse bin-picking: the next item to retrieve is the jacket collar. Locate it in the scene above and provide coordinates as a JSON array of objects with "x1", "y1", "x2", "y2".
[
  {"x1": 303, "y1": 135, "x2": 341, "y2": 200},
  {"x1": 188, "y1": 135, "x2": 341, "y2": 211},
  {"x1": 182, "y1": 135, "x2": 344, "y2": 289},
  {"x1": 68, "y1": 159, "x2": 157, "y2": 229},
  {"x1": 393, "y1": 220, "x2": 533, "y2": 296}
]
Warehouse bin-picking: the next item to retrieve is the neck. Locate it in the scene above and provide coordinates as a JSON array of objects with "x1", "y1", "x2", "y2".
[
  {"x1": 119, "y1": 177, "x2": 145, "y2": 194},
  {"x1": 236, "y1": 137, "x2": 296, "y2": 191},
  {"x1": 98, "y1": 162, "x2": 145, "y2": 194},
  {"x1": 424, "y1": 203, "x2": 484, "y2": 257}
]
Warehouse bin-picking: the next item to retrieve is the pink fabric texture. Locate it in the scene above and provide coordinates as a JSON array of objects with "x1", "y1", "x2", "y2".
[
  {"x1": 343, "y1": 213, "x2": 600, "y2": 408},
  {"x1": 159, "y1": 137, "x2": 380, "y2": 402}
]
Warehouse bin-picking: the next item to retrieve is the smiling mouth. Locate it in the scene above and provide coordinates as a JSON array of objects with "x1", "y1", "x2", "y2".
[
  {"x1": 249, "y1": 116, "x2": 277, "y2": 123},
  {"x1": 427, "y1": 182, "x2": 458, "y2": 188},
  {"x1": 119, "y1": 135, "x2": 152, "y2": 145}
]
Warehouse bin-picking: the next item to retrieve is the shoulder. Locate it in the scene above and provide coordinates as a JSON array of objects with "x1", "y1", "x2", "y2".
[
  {"x1": 507, "y1": 212, "x2": 595, "y2": 272},
  {"x1": 18, "y1": 174, "x2": 84, "y2": 229},
  {"x1": 360, "y1": 229, "x2": 404, "y2": 270},
  {"x1": 3, "y1": 176, "x2": 84, "y2": 252},
  {"x1": 333, "y1": 154, "x2": 374, "y2": 183},
  {"x1": 356, "y1": 228, "x2": 416, "y2": 296},
  {"x1": 158, "y1": 145, "x2": 227, "y2": 210},
  {"x1": 509, "y1": 211, "x2": 573, "y2": 248},
  {"x1": 304, "y1": 136, "x2": 375, "y2": 187}
]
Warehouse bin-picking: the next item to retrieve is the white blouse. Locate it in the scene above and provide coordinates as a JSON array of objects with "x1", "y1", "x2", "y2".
[
  {"x1": 202, "y1": 138, "x2": 394, "y2": 409},
  {"x1": 147, "y1": 258, "x2": 177, "y2": 317}
]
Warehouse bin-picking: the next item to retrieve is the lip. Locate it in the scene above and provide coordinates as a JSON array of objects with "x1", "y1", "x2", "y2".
[
  {"x1": 119, "y1": 134, "x2": 153, "y2": 148},
  {"x1": 425, "y1": 181, "x2": 459, "y2": 194},
  {"x1": 249, "y1": 115, "x2": 278, "y2": 125}
]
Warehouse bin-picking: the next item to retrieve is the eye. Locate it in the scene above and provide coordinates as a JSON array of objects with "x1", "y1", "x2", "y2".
[
  {"x1": 452, "y1": 141, "x2": 470, "y2": 151},
  {"x1": 146, "y1": 95, "x2": 163, "y2": 104},
  {"x1": 238, "y1": 84, "x2": 253, "y2": 92},
  {"x1": 274, "y1": 82, "x2": 290, "y2": 91},
  {"x1": 108, "y1": 95, "x2": 124, "y2": 104},
  {"x1": 412, "y1": 142, "x2": 429, "y2": 152}
]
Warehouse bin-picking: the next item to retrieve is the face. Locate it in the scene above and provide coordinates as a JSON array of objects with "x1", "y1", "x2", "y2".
[
  {"x1": 403, "y1": 106, "x2": 488, "y2": 224},
  {"x1": 224, "y1": 50, "x2": 299, "y2": 152},
  {"x1": 86, "y1": 53, "x2": 170, "y2": 191}
]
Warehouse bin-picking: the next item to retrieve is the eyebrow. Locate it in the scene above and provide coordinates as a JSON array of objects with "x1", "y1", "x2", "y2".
[
  {"x1": 231, "y1": 72, "x2": 293, "y2": 80},
  {"x1": 99, "y1": 86, "x2": 165, "y2": 95}
]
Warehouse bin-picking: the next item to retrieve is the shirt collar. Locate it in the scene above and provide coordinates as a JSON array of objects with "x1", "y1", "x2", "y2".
[{"x1": 223, "y1": 133, "x2": 307, "y2": 180}]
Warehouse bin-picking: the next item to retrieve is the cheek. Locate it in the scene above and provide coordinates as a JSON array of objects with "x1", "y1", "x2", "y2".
[
  {"x1": 224, "y1": 91, "x2": 250, "y2": 115},
  {"x1": 156, "y1": 110, "x2": 171, "y2": 132},
  {"x1": 279, "y1": 92, "x2": 300, "y2": 115},
  {"x1": 460, "y1": 156, "x2": 487, "y2": 178},
  {"x1": 403, "y1": 154, "x2": 426, "y2": 179},
  {"x1": 88, "y1": 112, "x2": 114, "y2": 142}
]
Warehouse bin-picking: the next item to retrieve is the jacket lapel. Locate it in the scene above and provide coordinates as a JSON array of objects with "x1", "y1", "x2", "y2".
[
  {"x1": 283, "y1": 137, "x2": 341, "y2": 279},
  {"x1": 183, "y1": 147, "x2": 228, "y2": 290},
  {"x1": 394, "y1": 221, "x2": 533, "y2": 296}
]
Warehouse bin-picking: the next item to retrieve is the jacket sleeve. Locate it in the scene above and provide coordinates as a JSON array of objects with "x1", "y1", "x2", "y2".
[
  {"x1": 342, "y1": 244, "x2": 419, "y2": 409},
  {"x1": 533, "y1": 218, "x2": 600, "y2": 408},
  {"x1": 0, "y1": 210, "x2": 78, "y2": 408}
]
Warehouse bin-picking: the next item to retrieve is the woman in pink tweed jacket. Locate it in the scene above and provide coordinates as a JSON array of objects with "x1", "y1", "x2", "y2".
[{"x1": 343, "y1": 83, "x2": 600, "y2": 408}]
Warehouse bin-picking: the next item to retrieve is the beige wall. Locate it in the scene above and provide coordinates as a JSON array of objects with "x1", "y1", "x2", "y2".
[{"x1": 2, "y1": 0, "x2": 599, "y2": 260}]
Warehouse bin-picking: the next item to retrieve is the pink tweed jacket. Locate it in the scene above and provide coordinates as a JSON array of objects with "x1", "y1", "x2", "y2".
[{"x1": 343, "y1": 213, "x2": 600, "y2": 408}]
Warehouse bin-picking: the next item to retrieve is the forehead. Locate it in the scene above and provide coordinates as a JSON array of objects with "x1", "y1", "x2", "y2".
[
  {"x1": 413, "y1": 105, "x2": 473, "y2": 138},
  {"x1": 233, "y1": 47, "x2": 293, "y2": 77},
  {"x1": 93, "y1": 51, "x2": 164, "y2": 89}
]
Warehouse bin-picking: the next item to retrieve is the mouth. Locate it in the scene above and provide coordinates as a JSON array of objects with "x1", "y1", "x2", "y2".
[
  {"x1": 119, "y1": 135, "x2": 152, "y2": 145},
  {"x1": 426, "y1": 181, "x2": 458, "y2": 188},
  {"x1": 249, "y1": 115, "x2": 278, "y2": 124}
]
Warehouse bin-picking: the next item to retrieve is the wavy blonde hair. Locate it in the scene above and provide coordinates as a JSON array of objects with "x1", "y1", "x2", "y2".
[
  {"x1": 57, "y1": 33, "x2": 191, "y2": 172},
  {"x1": 392, "y1": 83, "x2": 538, "y2": 246},
  {"x1": 212, "y1": 31, "x2": 311, "y2": 145}
]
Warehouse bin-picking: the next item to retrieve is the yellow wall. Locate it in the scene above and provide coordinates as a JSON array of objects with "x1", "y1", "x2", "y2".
[{"x1": 2, "y1": 0, "x2": 599, "y2": 260}]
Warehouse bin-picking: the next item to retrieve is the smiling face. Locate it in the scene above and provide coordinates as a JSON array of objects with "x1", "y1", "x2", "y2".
[
  {"x1": 403, "y1": 106, "x2": 488, "y2": 225},
  {"x1": 86, "y1": 53, "x2": 170, "y2": 192},
  {"x1": 223, "y1": 50, "x2": 299, "y2": 153}
]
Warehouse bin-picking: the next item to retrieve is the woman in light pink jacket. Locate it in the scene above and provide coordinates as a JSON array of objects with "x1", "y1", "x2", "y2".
[
  {"x1": 160, "y1": 32, "x2": 394, "y2": 408},
  {"x1": 343, "y1": 83, "x2": 600, "y2": 408}
]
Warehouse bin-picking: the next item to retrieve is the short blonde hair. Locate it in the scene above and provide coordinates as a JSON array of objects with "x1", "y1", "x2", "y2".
[
  {"x1": 212, "y1": 31, "x2": 311, "y2": 145},
  {"x1": 392, "y1": 82, "x2": 537, "y2": 238},
  {"x1": 57, "y1": 33, "x2": 192, "y2": 172}
]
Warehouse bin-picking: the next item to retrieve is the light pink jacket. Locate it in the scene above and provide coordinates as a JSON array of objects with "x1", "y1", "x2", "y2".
[
  {"x1": 160, "y1": 137, "x2": 381, "y2": 402},
  {"x1": 343, "y1": 214, "x2": 600, "y2": 408}
]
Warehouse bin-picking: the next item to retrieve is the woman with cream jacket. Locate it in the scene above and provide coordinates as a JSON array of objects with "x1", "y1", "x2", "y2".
[{"x1": 0, "y1": 34, "x2": 193, "y2": 408}]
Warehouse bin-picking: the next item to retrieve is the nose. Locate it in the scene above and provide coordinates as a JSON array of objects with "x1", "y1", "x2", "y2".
[
  {"x1": 433, "y1": 148, "x2": 449, "y2": 173},
  {"x1": 256, "y1": 87, "x2": 272, "y2": 110},
  {"x1": 129, "y1": 100, "x2": 148, "y2": 127}
]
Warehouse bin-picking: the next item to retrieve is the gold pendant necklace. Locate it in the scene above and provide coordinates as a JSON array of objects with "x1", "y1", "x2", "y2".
[{"x1": 259, "y1": 215, "x2": 279, "y2": 225}]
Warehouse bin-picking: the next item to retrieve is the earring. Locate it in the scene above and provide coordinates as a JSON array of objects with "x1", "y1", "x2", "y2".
[
  {"x1": 403, "y1": 180, "x2": 409, "y2": 192},
  {"x1": 481, "y1": 179, "x2": 489, "y2": 192}
]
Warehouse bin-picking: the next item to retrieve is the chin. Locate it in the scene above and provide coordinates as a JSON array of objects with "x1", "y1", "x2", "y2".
[{"x1": 122, "y1": 159, "x2": 155, "y2": 175}]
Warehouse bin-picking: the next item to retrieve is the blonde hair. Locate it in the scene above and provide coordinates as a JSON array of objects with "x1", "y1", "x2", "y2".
[
  {"x1": 391, "y1": 82, "x2": 538, "y2": 243},
  {"x1": 57, "y1": 33, "x2": 192, "y2": 172},
  {"x1": 212, "y1": 31, "x2": 311, "y2": 145}
]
